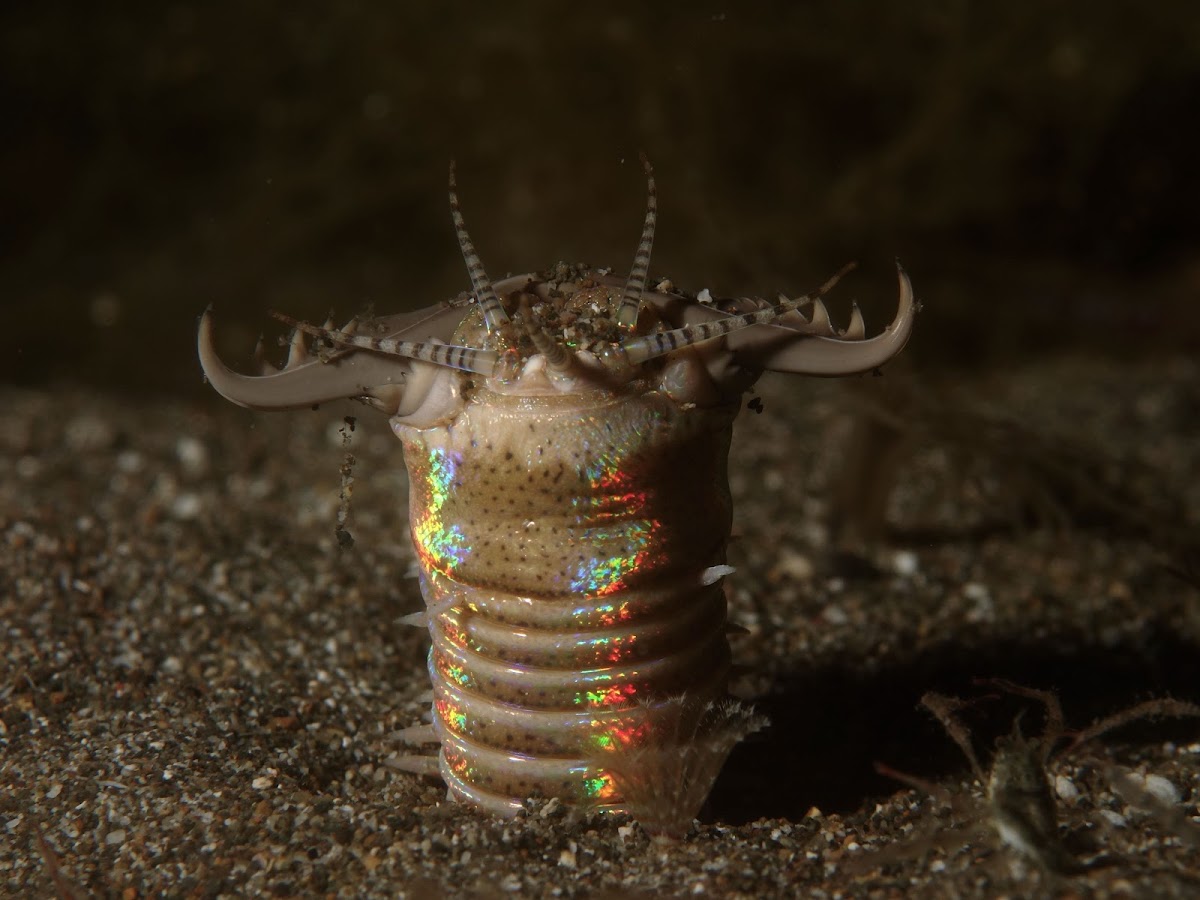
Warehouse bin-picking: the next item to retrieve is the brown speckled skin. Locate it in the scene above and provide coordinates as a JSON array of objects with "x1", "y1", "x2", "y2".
[
  {"x1": 399, "y1": 387, "x2": 736, "y2": 594},
  {"x1": 397, "y1": 383, "x2": 738, "y2": 812}
]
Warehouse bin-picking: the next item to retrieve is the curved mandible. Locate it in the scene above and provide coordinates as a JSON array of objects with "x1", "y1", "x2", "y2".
[
  {"x1": 197, "y1": 298, "x2": 479, "y2": 413},
  {"x1": 727, "y1": 262, "x2": 916, "y2": 375}
]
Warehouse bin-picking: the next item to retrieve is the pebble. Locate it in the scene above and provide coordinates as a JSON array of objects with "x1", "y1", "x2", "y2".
[
  {"x1": 170, "y1": 493, "x2": 203, "y2": 520},
  {"x1": 1127, "y1": 772, "x2": 1181, "y2": 806},
  {"x1": 1054, "y1": 775, "x2": 1079, "y2": 801},
  {"x1": 775, "y1": 549, "x2": 814, "y2": 581},
  {"x1": 4, "y1": 365, "x2": 1198, "y2": 898},
  {"x1": 892, "y1": 550, "x2": 919, "y2": 576},
  {"x1": 176, "y1": 436, "x2": 209, "y2": 476},
  {"x1": 822, "y1": 605, "x2": 849, "y2": 625}
]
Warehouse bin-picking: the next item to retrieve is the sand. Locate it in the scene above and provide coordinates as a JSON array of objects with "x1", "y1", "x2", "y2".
[{"x1": 3, "y1": 357, "x2": 1199, "y2": 898}]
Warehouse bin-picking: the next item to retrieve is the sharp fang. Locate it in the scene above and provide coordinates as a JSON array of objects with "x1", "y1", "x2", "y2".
[
  {"x1": 808, "y1": 299, "x2": 834, "y2": 335},
  {"x1": 252, "y1": 336, "x2": 278, "y2": 375},
  {"x1": 397, "y1": 611, "x2": 428, "y2": 628},
  {"x1": 843, "y1": 302, "x2": 866, "y2": 340},
  {"x1": 701, "y1": 564, "x2": 736, "y2": 585},
  {"x1": 285, "y1": 327, "x2": 310, "y2": 368}
]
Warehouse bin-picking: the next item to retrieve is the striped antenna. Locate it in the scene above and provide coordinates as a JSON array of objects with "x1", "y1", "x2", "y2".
[
  {"x1": 616, "y1": 263, "x2": 857, "y2": 367},
  {"x1": 615, "y1": 153, "x2": 657, "y2": 331},
  {"x1": 516, "y1": 294, "x2": 584, "y2": 376},
  {"x1": 448, "y1": 161, "x2": 512, "y2": 335},
  {"x1": 271, "y1": 312, "x2": 499, "y2": 376}
]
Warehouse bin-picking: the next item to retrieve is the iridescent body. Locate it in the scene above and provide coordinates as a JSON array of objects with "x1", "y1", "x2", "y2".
[
  {"x1": 197, "y1": 161, "x2": 916, "y2": 830},
  {"x1": 401, "y1": 320, "x2": 737, "y2": 813}
]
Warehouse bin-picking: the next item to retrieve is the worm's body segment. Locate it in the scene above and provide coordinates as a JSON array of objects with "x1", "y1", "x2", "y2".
[
  {"x1": 403, "y1": 385, "x2": 737, "y2": 815},
  {"x1": 197, "y1": 163, "x2": 916, "y2": 834}
]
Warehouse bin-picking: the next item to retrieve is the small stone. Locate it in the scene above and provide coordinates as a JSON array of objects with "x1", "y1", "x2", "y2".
[
  {"x1": 170, "y1": 493, "x2": 202, "y2": 520},
  {"x1": 176, "y1": 436, "x2": 209, "y2": 476},
  {"x1": 1131, "y1": 772, "x2": 1180, "y2": 806},
  {"x1": 106, "y1": 829, "x2": 126, "y2": 845},
  {"x1": 116, "y1": 450, "x2": 144, "y2": 473},
  {"x1": 822, "y1": 605, "x2": 849, "y2": 625},
  {"x1": 776, "y1": 551, "x2": 814, "y2": 581},
  {"x1": 962, "y1": 582, "x2": 990, "y2": 602},
  {"x1": 65, "y1": 415, "x2": 115, "y2": 452},
  {"x1": 1054, "y1": 774, "x2": 1079, "y2": 801},
  {"x1": 892, "y1": 550, "x2": 919, "y2": 577}
]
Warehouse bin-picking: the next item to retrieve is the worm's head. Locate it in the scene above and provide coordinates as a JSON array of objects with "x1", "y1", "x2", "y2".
[{"x1": 199, "y1": 160, "x2": 915, "y2": 425}]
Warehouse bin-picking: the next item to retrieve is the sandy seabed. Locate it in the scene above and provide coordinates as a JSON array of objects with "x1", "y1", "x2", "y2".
[{"x1": 3, "y1": 359, "x2": 1199, "y2": 898}]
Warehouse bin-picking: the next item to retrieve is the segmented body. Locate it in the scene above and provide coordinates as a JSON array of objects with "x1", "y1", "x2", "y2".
[
  {"x1": 197, "y1": 161, "x2": 916, "y2": 834},
  {"x1": 401, "y1": 321, "x2": 737, "y2": 815}
]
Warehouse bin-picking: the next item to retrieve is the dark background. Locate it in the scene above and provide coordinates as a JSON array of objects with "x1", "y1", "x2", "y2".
[
  {"x1": 4, "y1": 2, "x2": 1199, "y2": 396},
  {"x1": 4, "y1": 7, "x2": 1200, "y2": 893}
]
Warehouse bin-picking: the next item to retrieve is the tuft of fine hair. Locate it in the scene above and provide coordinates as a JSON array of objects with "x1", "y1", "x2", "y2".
[{"x1": 596, "y1": 696, "x2": 767, "y2": 841}]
